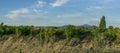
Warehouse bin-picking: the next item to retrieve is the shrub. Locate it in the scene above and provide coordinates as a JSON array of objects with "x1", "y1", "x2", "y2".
[{"x1": 65, "y1": 25, "x2": 89, "y2": 40}]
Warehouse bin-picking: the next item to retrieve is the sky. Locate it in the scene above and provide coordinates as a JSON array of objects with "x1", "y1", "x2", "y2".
[{"x1": 0, "y1": 0, "x2": 120, "y2": 27}]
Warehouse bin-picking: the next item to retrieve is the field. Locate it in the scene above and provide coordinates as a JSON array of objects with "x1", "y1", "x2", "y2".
[
  {"x1": 0, "y1": 16, "x2": 120, "y2": 53},
  {"x1": 0, "y1": 35, "x2": 120, "y2": 53}
]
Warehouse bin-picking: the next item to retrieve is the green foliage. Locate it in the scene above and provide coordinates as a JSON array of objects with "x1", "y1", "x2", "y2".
[
  {"x1": 47, "y1": 28, "x2": 56, "y2": 37},
  {"x1": 55, "y1": 28, "x2": 64, "y2": 36},
  {"x1": 39, "y1": 29, "x2": 45, "y2": 47},
  {"x1": 15, "y1": 26, "x2": 32, "y2": 36},
  {"x1": 1, "y1": 16, "x2": 120, "y2": 52},
  {"x1": 0, "y1": 23, "x2": 16, "y2": 36},
  {"x1": 105, "y1": 28, "x2": 116, "y2": 42},
  {"x1": 65, "y1": 25, "x2": 89, "y2": 39},
  {"x1": 115, "y1": 29, "x2": 120, "y2": 39},
  {"x1": 0, "y1": 26, "x2": 4, "y2": 36},
  {"x1": 91, "y1": 33, "x2": 107, "y2": 52},
  {"x1": 91, "y1": 27, "x2": 100, "y2": 37},
  {"x1": 99, "y1": 16, "x2": 106, "y2": 30},
  {"x1": 65, "y1": 25, "x2": 76, "y2": 39},
  {"x1": 0, "y1": 22, "x2": 4, "y2": 26},
  {"x1": 15, "y1": 27, "x2": 21, "y2": 37},
  {"x1": 109, "y1": 26, "x2": 114, "y2": 29},
  {"x1": 0, "y1": 15, "x2": 120, "y2": 46}
]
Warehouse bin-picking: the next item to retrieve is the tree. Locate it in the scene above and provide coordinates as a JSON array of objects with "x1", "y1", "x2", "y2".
[
  {"x1": 0, "y1": 22, "x2": 4, "y2": 26},
  {"x1": 99, "y1": 16, "x2": 106, "y2": 29},
  {"x1": 109, "y1": 26, "x2": 114, "y2": 29}
]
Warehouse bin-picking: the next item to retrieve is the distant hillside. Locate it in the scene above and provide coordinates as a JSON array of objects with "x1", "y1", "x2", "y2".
[{"x1": 82, "y1": 24, "x2": 93, "y2": 29}]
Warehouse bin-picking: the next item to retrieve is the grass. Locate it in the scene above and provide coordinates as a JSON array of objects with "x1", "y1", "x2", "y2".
[{"x1": 0, "y1": 35, "x2": 120, "y2": 53}]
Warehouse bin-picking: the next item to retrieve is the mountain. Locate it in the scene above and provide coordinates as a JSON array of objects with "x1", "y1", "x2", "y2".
[{"x1": 82, "y1": 24, "x2": 93, "y2": 29}]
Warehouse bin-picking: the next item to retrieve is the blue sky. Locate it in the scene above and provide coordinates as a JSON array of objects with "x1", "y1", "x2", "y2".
[{"x1": 0, "y1": 0, "x2": 120, "y2": 27}]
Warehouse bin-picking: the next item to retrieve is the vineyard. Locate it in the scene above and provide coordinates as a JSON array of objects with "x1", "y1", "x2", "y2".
[{"x1": 0, "y1": 16, "x2": 120, "y2": 53}]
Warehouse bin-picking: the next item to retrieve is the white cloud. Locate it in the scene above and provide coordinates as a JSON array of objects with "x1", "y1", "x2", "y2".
[
  {"x1": 5, "y1": 8, "x2": 30, "y2": 19},
  {"x1": 36, "y1": 0, "x2": 46, "y2": 7},
  {"x1": 5, "y1": 8, "x2": 48, "y2": 19},
  {"x1": 5, "y1": 0, "x2": 49, "y2": 19},
  {"x1": 33, "y1": 8, "x2": 38, "y2": 13},
  {"x1": 51, "y1": 0, "x2": 69, "y2": 7}
]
